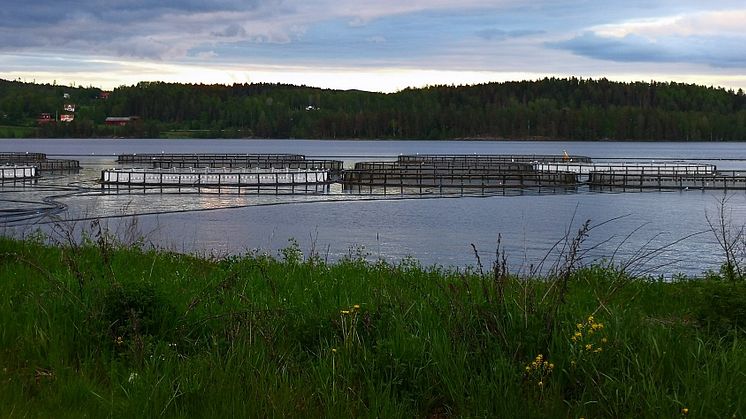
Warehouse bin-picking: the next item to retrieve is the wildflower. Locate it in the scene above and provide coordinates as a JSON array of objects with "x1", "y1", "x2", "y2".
[
  {"x1": 601, "y1": 337, "x2": 608, "y2": 344},
  {"x1": 537, "y1": 381, "x2": 544, "y2": 387},
  {"x1": 576, "y1": 323, "x2": 583, "y2": 330},
  {"x1": 587, "y1": 315, "x2": 594, "y2": 322},
  {"x1": 585, "y1": 344, "x2": 593, "y2": 351},
  {"x1": 525, "y1": 366, "x2": 530, "y2": 372},
  {"x1": 115, "y1": 336, "x2": 124, "y2": 345},
  {"x1": 353, "y1": 304, "x2": 360, "y2": 310},
  {"x1": 594, "y1": 348, "x2": 602, "y2": 353},
  {"x1": 548, "y1": 363, "x2": 554, "y2": 370},
  {"x1": 681, "y1": 407, "x2": 689, "y2": 415},
  {"x1": 331, "y1": 348, "x2": 337, "y2": 353},
  {"x1": 340, "y1": 310, "x2": 350, "y2": 315},
  {"x1": 128, "y1": 372, "x2": 138, "y2": 383}
]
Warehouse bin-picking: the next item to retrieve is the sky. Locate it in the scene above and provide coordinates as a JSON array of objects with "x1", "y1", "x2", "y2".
[{"x1": 1, "y1": 0, "x2": 745, "y2": 92}]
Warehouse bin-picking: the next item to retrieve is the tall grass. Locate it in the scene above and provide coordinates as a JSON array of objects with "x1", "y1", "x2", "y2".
[{"x1": 0, "y1": 229, "x2": 744, "y2": 417}]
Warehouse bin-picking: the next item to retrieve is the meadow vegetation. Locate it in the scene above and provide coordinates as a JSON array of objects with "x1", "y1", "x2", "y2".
[{"x1": 0, "y1": 224, "x2": 745, "y2": 417}]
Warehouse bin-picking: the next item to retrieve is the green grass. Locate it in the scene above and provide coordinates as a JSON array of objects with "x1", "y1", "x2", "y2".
[
  {"x1": 0, "y1": 235, "x2": 744, "y2": 418},
  {"x1": 0, "y1": 124, "x2": 37, "y2": 138}
]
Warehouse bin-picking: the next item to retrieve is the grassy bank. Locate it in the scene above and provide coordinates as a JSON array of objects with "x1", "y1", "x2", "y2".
[
  {"x1": 1, "y1": 233, "x2": 745, "y2": 418},
  {"x1": 0, "y1": 124, "x2": 37, "y2": 138}
]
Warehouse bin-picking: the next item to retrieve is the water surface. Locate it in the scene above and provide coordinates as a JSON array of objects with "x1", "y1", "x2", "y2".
[{"x1": 2, "y1": 138, "x2": 745, "y2": 276}]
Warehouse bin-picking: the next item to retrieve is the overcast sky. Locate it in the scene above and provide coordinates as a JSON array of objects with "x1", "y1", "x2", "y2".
[{"x1": 1, "y1": 0, "x2": 745, "y2": 92}]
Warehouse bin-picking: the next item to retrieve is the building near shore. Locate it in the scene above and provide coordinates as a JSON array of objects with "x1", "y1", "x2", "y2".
[{"x1": 105, "y1": 116, "x2": 141, "y2": 126}]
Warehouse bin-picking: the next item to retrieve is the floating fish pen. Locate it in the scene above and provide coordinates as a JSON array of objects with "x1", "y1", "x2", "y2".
[
  {"x1": 343, "y1": 165, "x2": 576, "y2": 195},
  {"x1": 101, "y1": 167, "x2": 330, "y2": 188},
  {"x1": 0, "y1": 152, "x2": 47, "y2": 162},
  {"x1": 398, "y1": 154, "x2": 593, "y2": 164},
  {"x1": 30, "y1": 159, "x2": 80, "y2": 170},
  {"x1": 0, "y1": 152, "x2": 80, "y2": 171},
  {"x1": 116, "y1": 153, "x2": 343, "y2": 177},
  {"x1": 117, "y1": 153, "x2": 305, "y2": 165},
  {"x1": 537, "y1": 162, "x2": 716, "y2": 175},
  {"x1": 588, "y1": 170, "x2": 746, "y2": 190},
  {"x1": 150, "y1": 158, "x2": 343, "y2": 172},
  {"x1": 342, "y1": 154, "x2": 581, "y2": 194},
  {"x1": 353, "y1": 161, "x2": 536, "y2": 173},
  {"x1": 0, "y1": 165, "x2": 37, "y2": 181}
]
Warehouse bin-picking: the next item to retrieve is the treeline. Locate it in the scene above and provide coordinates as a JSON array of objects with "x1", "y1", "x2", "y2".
[{"x1": 2, "y1": 77, "x2": 746, "y2": 140}]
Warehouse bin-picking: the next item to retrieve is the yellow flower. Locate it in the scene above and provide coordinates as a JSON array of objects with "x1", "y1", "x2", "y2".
[
  {"x1": 587, "y1": 315, "x2": 594, "y2": 322},
  {"x1": 341, "y1": 310, "x2": 350, "y2": 314},
  {"x1": 548, "y1": 363, "x2": 555, "y2": 369},
  {"x1": 353, "y1": 304, "x2": 360, "y2": 309},
  {"x1": 537, "y1": 381, "x2": 544, "y2": 387},
  {"x1": 585, "y1": 344, "x2": 593, "y2": 351},
  {"x1": 601, "y1": 337, "x2": 608, "y2": 344},
  {"x1": 576, "y1": 323, "x2": 583, "y2": 330},
  {"x1": 681, "y1": 407, "x2": 689, "y2": 415},
  {"x1": 331, "y1": 348, "x2": 337, "y2": 353}
]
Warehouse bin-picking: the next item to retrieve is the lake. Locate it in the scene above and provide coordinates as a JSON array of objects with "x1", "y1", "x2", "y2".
[{"x1": 2, "y1": 138, "x2": 746, "y2": 277}]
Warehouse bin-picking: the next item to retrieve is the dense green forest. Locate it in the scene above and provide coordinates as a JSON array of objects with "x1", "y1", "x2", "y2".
[{"x1": 1, "y1": 77, "x2": 745, "y2": 140}]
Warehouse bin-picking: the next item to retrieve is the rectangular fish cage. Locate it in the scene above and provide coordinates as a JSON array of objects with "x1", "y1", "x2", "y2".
[
  {"x1": 0, "y1": 165, "x2": 37, "y2": 180},
  {"x1": 342, "y1": 170, "x2": 577, "y2": 191},
  {"x1": 117, "y1": 153, "x2": 306, "y2": 165},
  {"x1": 397, "y1": 154, "x2": 593, "y2": 164},
  {"x1": 537, "y1": 162, "x2": 716, "y2": 175},
  {"x1": 0, "y1": 153, "x2": 79, "y2": 171},
  {"x1": 588, "y1": 171, "x2": 746, "y2": 190},
  {"x1": 0, "y1": 152, "x2": 47, "y2": 162},
  {"x1": 101, "y1": 167, "x2": 330, "y2": 187}
]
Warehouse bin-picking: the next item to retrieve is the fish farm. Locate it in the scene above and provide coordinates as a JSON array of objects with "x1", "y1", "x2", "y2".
[
  {"x1": 0, "y1": 151, "x2": 743, "y2": 194},
  {"x1": 100, "y1": 153, "x2": 746, "y2": 193}
]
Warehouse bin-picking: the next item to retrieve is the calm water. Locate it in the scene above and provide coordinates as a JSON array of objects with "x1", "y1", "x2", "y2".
[{"x1": 2, "y1": 138, "x2": 746, "y2": 276}]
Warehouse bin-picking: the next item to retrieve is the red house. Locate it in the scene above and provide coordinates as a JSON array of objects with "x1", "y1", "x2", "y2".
[{"x1": 37, "y1": 113, "x2": 55, "y2": 124}]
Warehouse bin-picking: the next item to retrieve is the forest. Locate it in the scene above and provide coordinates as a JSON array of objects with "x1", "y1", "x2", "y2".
[{"x1": 1, "y1": 77, "x2": 745, "y2": 140}]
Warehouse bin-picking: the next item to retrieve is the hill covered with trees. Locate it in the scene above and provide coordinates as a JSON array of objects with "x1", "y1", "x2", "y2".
[{"x1": 1, "y1": 77, "x2": 745, "y2": 140}]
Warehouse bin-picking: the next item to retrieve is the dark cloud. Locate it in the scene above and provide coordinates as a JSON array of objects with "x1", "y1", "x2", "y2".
[
  {"x1": 212, "y1": 24, "x2": 248, "y2": 38},
  {"x1": 550, "y1": 33, "x2": 670, "y2": 62},
  {"x1": 551, "y1": 32, "x2": 746, "y2": 68},
  {"x1": 475, "y1": 28, "x2": 544, "y2": 41},
  {"x1": 0, "y1": 0, "x2": 279, "y2": 58}
]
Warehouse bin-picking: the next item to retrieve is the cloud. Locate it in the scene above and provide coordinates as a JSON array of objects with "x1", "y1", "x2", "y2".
[
  {"x1": 0, "y1": 0, "x2": 293, "y2": 58},
  {"x1": 552, "y1": 9, "x2": 746, "y2": 68},
  {"x1": 2, "y1": 0, "x2": 746, "y2": 91}
]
